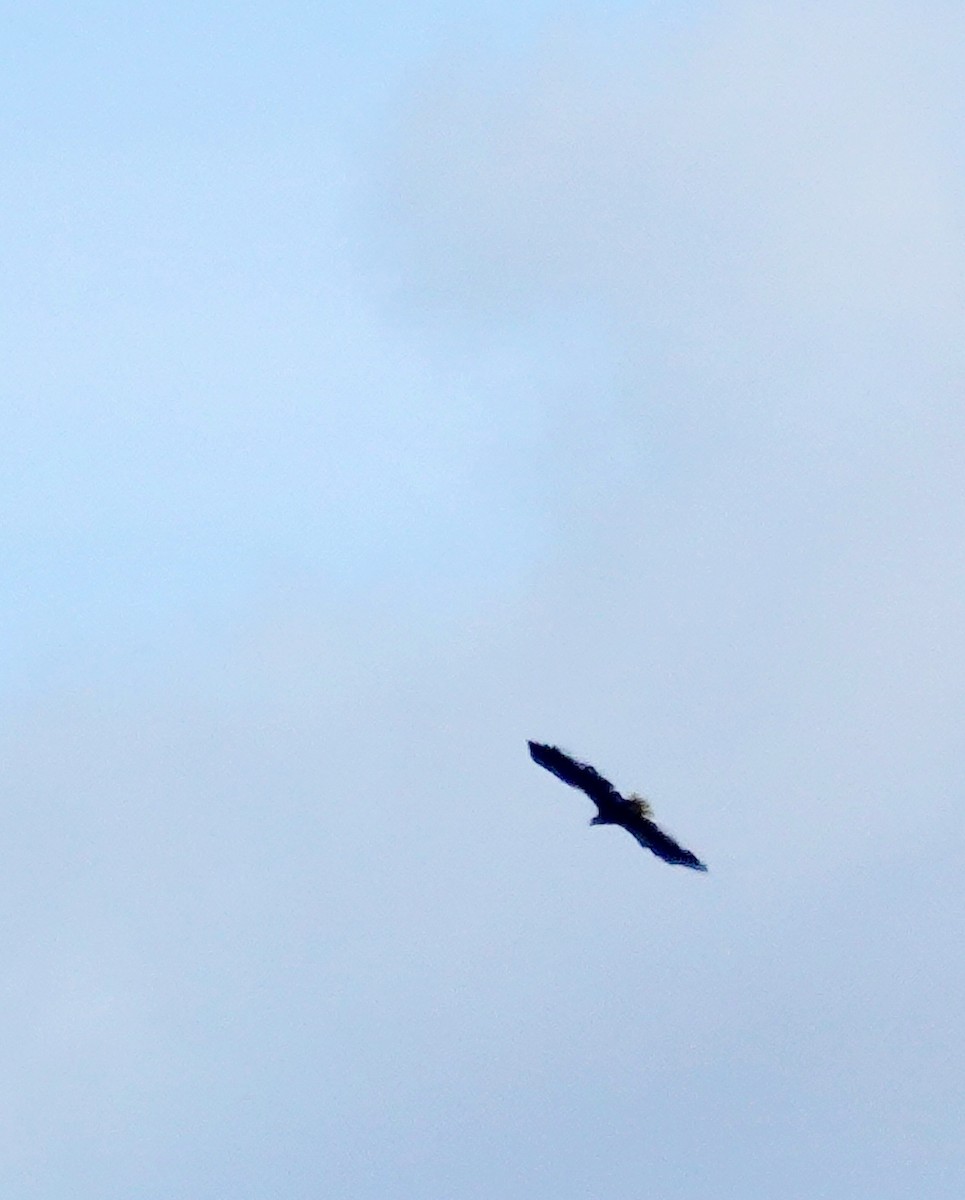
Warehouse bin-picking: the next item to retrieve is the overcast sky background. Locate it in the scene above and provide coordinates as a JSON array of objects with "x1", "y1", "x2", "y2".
[{"x1": 3, "y1": 2, "x2": 964, "y2": 1196}]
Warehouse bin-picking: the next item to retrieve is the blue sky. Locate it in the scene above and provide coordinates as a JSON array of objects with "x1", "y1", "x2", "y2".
[
  {"x1": 6, "y1": 2, "x2": 642, "y2": 692},
  {"x1": 3, "y1": 3, "x2": 964, "y2": 1197}
]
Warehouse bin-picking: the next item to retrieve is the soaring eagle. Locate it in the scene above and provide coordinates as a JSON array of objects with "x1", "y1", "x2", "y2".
[{"x1": 528, "y1": 741, "x2": 707, "y2": 871}]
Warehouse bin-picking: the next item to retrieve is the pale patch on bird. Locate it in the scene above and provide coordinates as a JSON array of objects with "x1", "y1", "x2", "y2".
[{"x1": 626, "y1": 793, "x2": 654, "y2": 820}]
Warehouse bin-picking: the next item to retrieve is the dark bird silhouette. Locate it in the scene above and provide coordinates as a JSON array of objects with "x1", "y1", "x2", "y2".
[{"x1": 528, "y1": 741, "x2": 707, "y2": 871}]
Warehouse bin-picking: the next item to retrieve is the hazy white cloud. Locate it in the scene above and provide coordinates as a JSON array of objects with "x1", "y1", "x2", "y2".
[
  {"x1": 383, "y1": 0, "x2": 965, "y2": 859},
  {"x1": 392, "y1": 3, "x2": 965, "y2": 344}
]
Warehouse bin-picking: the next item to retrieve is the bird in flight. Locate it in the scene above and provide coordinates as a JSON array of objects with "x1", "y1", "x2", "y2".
[{"x1": 528, "y1": 741, "x2": 707, "y2": 871}]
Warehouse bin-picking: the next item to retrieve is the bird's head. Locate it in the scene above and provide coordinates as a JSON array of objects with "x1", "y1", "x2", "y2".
[{"x1": 589, "y1": 814, "x2": 610, "y2": 826}]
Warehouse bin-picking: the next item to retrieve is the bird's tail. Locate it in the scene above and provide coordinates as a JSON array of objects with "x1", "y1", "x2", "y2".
[{"x1": 626, "y1": 793, "x2": 654, "y2": 819}]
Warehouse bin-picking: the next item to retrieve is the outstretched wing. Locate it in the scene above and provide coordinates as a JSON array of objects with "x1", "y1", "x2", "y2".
[
  {"x1": 527, "y1": 741, "x2": 622, "y2": 809},
  {"x1": 627, "y1": 815, "x2": 707, "y2": 871}
]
